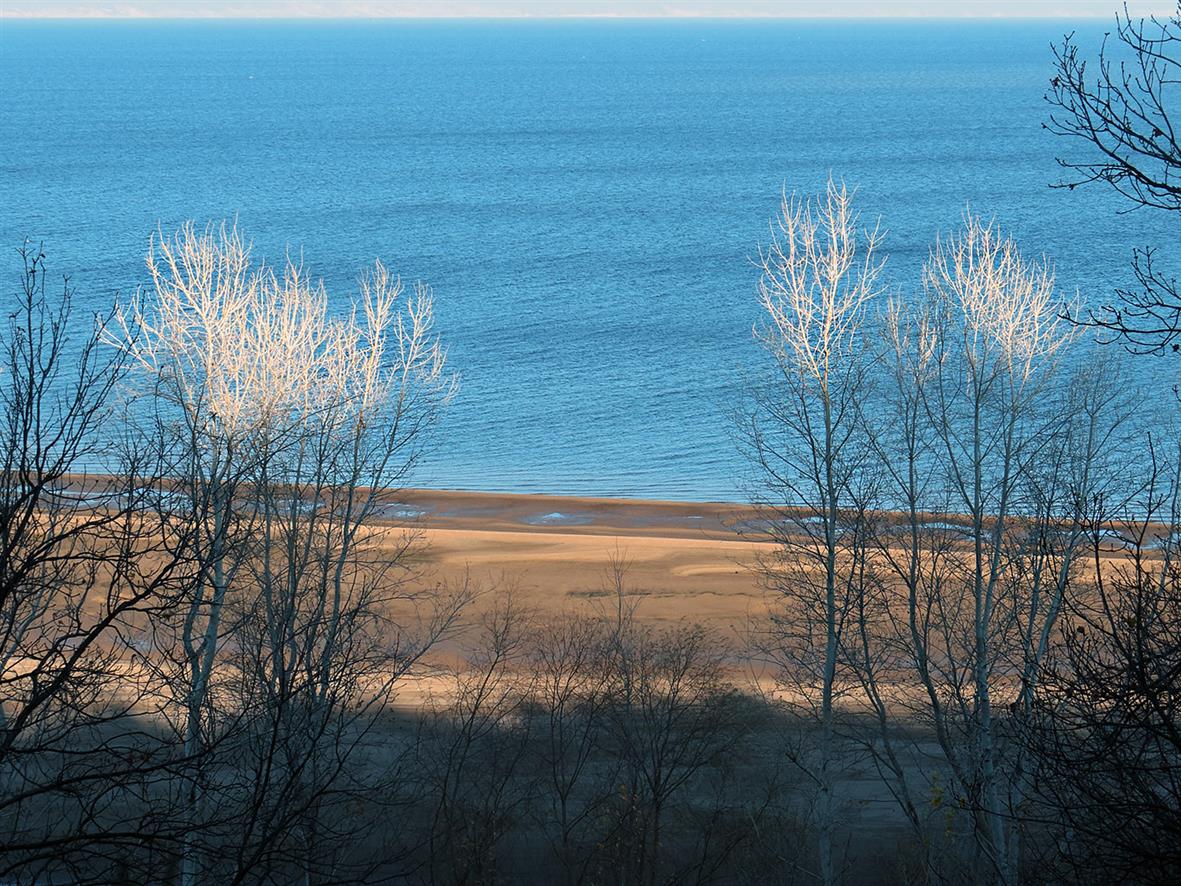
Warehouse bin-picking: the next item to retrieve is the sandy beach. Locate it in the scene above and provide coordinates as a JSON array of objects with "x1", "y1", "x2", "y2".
[{"x1": 384, "y1": 489, "x2": 773, "y2": 635}]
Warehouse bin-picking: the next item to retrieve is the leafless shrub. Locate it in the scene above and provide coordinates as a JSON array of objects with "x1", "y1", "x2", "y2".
[
  {"x1": 522, "y1": 612, "x2": 617, "y2": 884},
  {"x1": 415, "y1": 591, "x2": 539, "y2": 885},
  {"x1": 1021, "y1": 442, "x2": 1181, "y2": 885},
  {"x1": 594, "y1": 621, "x2": 747, "y2": 885}
]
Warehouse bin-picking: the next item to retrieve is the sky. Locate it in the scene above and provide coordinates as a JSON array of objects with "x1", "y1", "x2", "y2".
[{"x1": 2, "y1": 1, "x2": 1177, "y2": 18}]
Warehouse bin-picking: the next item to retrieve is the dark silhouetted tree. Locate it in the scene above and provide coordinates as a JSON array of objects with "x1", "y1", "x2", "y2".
[{"x1": 1048, "y1": 3, "x2": 1181, "y2": 354}]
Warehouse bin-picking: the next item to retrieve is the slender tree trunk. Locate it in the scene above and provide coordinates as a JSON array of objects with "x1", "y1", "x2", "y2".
[
  {"x1": 181, "y1": 478, "x2": 232, "y2": 886},
  {"x1": 818, "y1": 387, "x2": 838, "y2": 886}
]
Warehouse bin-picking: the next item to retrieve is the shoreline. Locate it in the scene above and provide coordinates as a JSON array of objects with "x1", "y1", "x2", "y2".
[
  {"x1": 385, "y1": 488, "x2": 758, "y2": 541},
  {"x1": 59, "y1": 476, "x2": 1155, "y2": 549},
  {"x1": 55, "y1": 474, "x2": 759, "y2": 540}
]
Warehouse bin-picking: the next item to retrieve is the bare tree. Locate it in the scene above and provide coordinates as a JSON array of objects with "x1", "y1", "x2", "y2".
[
  {"x1": 526, "y1": 613, "x2": 616, "y2": 885},
  {"x1": 1048, "y1": 2, "x2": 1181, "y2": 354},
  {"x1": 0, "y1": 245, "x2": 201, "y2": 880},
  {"x1": 103, "y1": 223, "x2": 270, "y2": 884},
  {"x1": 1043, "y1": 12, "x2": 1181, "y2": 879},
  {"x1": 742, "y1": 177, "x2": 884, "y2": 886},
  {"x1": 598, "y1": 621, "x2": 745, "y2": 886},
  {"x1": 419, "y1": 591, "x2": 539, "y2": 886},
  {"x1": 1021, "y1": 441, "x2": 1181, "y2": 885},
  {"x1": 107, "y1": 221, "x2": 457, "y2": 884},
  {"x1": 220, "y1": 256, "x2": 460, "y2": 885},
  {"x1": 857, "y1": 215, "x2": 1125, "y2": 884}
]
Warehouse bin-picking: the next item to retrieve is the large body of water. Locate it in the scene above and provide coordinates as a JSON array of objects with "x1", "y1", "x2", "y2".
[{"x1": 0, "y1": 19, "x2": 1175, "y2": 500}]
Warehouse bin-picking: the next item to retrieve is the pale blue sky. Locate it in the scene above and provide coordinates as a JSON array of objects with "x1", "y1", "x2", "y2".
[{"x1": 2, "y1": 1, "x2": 1176, "y2": 18}]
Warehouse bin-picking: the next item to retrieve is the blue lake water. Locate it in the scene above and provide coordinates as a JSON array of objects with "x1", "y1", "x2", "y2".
[{"x1": 0, "y1": 19, "x2": 1175, "y2": 501}]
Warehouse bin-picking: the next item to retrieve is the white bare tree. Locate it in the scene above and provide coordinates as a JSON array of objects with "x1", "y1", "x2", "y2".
[
  {"x1": 744, "y1": 178, "x2": 885, "y2": 886},
  {"x1": 223, "y1": 260, "x2": 464, "y2": 884},
  {"x1": 859, "y1": 215, "x2": 1128, "y2": 884},
  {"x1": 107, "y1": 221, "x2": 456, "y2": 885}
]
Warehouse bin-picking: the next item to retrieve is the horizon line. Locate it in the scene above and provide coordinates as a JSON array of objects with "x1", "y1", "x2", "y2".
[{"x1": 0, "y1": 12, "x2": 1126, "y2": 19}]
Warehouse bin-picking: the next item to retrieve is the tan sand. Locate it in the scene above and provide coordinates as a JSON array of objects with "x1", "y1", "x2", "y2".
[
  {"x1": 385, "y1": 488, "x2": 773, "y2": 635},
  {"x1": 377, "y1": 488, "x2": 1147, "y2": 640}
]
